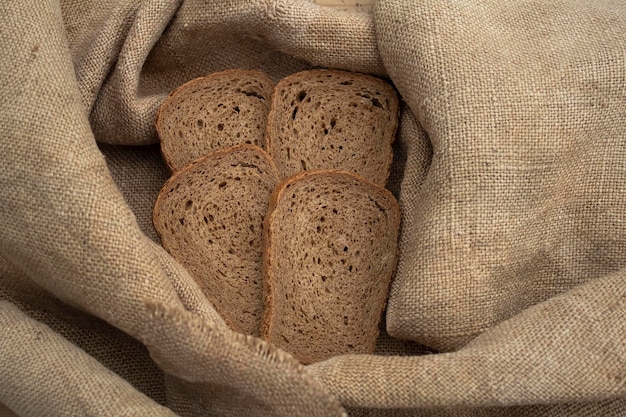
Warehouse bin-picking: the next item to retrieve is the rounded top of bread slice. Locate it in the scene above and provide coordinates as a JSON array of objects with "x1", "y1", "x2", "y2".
[
  {"x1": 265, "y1": 69, "x2": 399, "y2": 187},
  {"x1": 262, "y1": 169, "x2": 401, "y2": 363},
  {"x1": 156, "y1": 69, "x2": 275, "y2": 172},
  {"x1": 152, "y1": 144, "x2": 280, "y2": 336}
]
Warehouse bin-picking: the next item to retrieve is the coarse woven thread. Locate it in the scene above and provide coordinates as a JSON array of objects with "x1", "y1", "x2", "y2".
[
  {"x1": 377, "y1": 0, "x2": 626, "y2": 350},
  {"x1": 88, "y1": 0, "x2": 384, "y2": 146},
  {"x1": 0, "y1": 0, "x2": 345, "y2": 415},
  {"x1": 2, "y1": 0, "x2": 626, "y2": 414},
  {"x1": 0, "y1": 301, "x2": 177, "y2": 416}
]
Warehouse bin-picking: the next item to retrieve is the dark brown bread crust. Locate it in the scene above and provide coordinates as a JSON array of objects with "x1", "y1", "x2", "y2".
[
  {"x1": 156, "y1": 69, "x2": 274, "y2": 172},
  {"x1": 153, "y1": 144, "x2": 280, "y2": 336},
  {"x1": 262, "y1": 169, "x2": 401, "y2": 364},
  {"x1": 265, "y1": 69, "x2": 399, "y2": 187}
]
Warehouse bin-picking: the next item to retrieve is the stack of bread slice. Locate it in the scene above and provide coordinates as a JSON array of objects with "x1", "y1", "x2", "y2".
[{"x1": 153, "y1": 68, "x2": 400, "y2": 363}]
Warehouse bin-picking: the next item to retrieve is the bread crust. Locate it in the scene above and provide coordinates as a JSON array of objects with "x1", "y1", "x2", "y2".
[
  {"x1": 261, "y1": 169, "x2": 401, "y2": 364},
  {"x1": 264, "y1": 69, "x2": 399, "y2": 187},
  {"x1": 156, "y1": 69, "x2": 275, "y2": 173},
  {"x1": 153, "y1": 144, "x2": 280, "y2": 336}
]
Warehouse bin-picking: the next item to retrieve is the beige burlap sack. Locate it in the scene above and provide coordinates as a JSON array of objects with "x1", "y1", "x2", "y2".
[
  {"x1": 1, "y1": 0, "x2": 625, "y2": 415},
  {"x1": 378, "y1": 0, "x2": 626, "y2": 353}
]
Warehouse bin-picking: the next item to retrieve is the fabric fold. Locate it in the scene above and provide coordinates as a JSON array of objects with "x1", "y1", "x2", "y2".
[
  {"x1": 1, "y1": 0, "x2": 625, "y2": 414},
  {"x1": 0, "y1": 301, "x2": 177, "y2": 417},
  {"x1": 309, "y1": 267, "x2": 626, "y2": 409},
  {"x1": 376, "y1": 0, "x2": 626, "y2": 352}
]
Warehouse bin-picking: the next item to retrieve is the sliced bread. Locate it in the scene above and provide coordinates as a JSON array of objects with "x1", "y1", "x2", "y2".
[
  {"x1": 262, "y1": 170, "x2": 401, "y2": 364},
  {"x1": 156, "y1": 69, "x2": 274, "y2": 172},
  {"x1": 265, "y1": 69, "x2": 399, "y2": 187},
  {"x1": 152, "y1": 144, "x2": 280, "y2": 336}
]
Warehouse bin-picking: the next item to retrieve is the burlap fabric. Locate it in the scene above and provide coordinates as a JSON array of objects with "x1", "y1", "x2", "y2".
[{"x1": 1, "y1": 0, "x2": 625, "y2": 416}]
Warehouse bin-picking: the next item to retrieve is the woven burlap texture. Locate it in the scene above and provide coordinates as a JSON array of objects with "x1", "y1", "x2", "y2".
[
  {"x1": 1, "y1": 0, "x2": 625, "y2": 416},
  {"x1": 378, "y1": 0, "x2": 626, "y2": 351}
]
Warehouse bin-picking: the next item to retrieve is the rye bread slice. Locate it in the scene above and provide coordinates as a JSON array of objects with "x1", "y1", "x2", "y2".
[
  {"x1": 153, "y1": 144, "x2": 280, "y2": 336},
  {"x1": 156, "y1": 69, "x2": 274, "y2": 172},
  {"x1": 265, "y1": 69, "x2": 399, "y2": 187},
  {"x1": 262, "y1": 170, "x2": 401, "y2": 364}
]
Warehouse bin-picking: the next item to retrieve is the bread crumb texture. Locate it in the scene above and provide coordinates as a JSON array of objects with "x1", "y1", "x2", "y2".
[
  {"x1": 263, "y1": 170, "x2": 400, "y2": 364},
  {"x1": 266, "y1": 69, "x2": 399, "y2": 187},
  {"x1": 153, "y1": 145, "x2": 280, "y2": 336},
  {"x1": 157, "y1": 69, "x2": 274, "y2": 172},
  {"x1": 155, "y1": 69, "x2": 401, "y2": 361}
]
